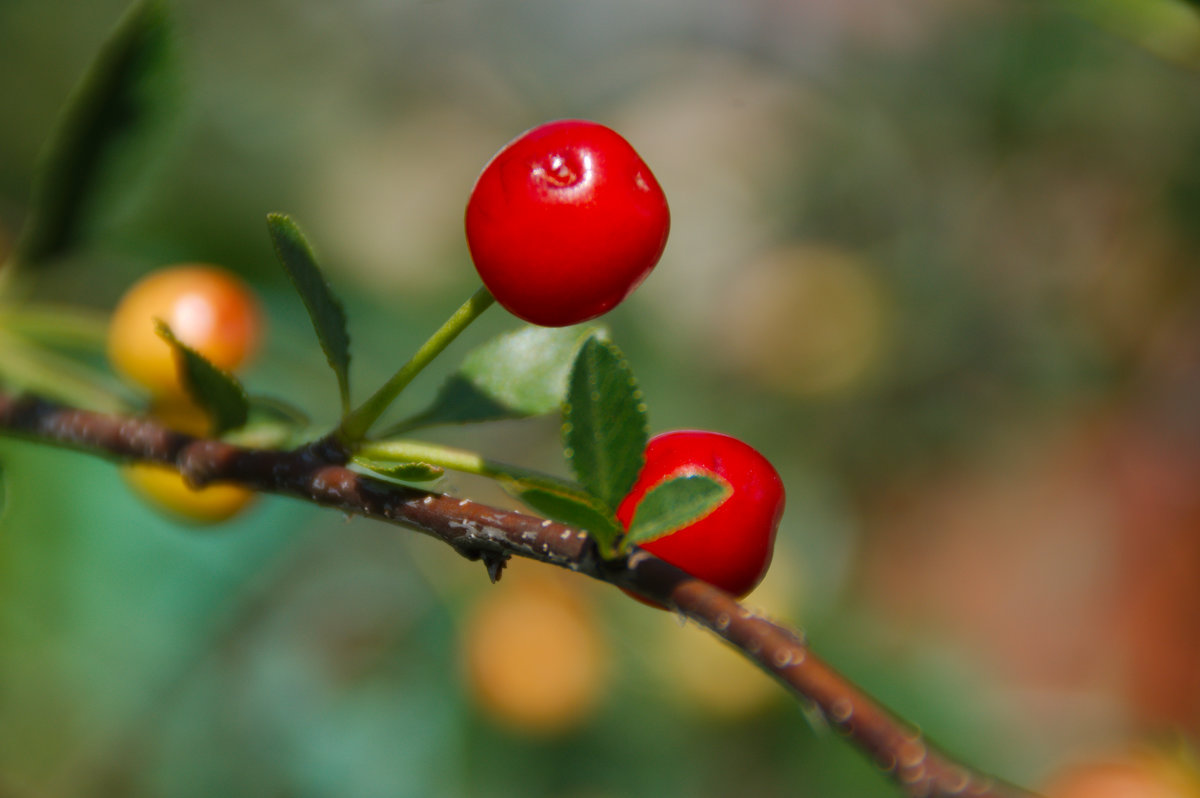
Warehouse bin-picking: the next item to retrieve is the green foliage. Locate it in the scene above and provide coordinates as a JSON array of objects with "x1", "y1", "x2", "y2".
[
  {"x1": 469, "y1": 336, "x2": 735, "y2": 557},
  {"x1": 2, "y1": 3, "x2": 1158, "y2": 793},
  {"x1": 515, "y1": 485, "x2": 624, "y2": 555},
  {"x1": 563, "y1": 336, "x2": 647, "y2": 511},
  {"x1": 155, "y1": 322, "x2": 249, "y2": 434},
  {"x1": 353, "y1": 458, "x2": 445, "y2": 483},
  {"x1": 396, "y1": 324, "x2": 604, "y2": 431},
  {"x1": 221, "y1": 398, "x2": 313, "y2": 450},
  {"x1": 243, "y1": 396, "x2": 310, "y2": 431},
  {"x1": 623, "y1": 473, "x2": 730, "y2": 548},
  {"x1": 15, "y1": 0, "x2": 178, "y2": 266},
  {"x1": 266, "y1": 213, "x2": 352, "y2": 412},
  {"x1": 0, "y1": 328, "x2": 128, "y2": 413}
]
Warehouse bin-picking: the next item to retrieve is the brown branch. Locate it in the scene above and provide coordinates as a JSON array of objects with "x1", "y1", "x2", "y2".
[{"x1": 0, "y1": 391, "x2": 1039, "y2": 798}]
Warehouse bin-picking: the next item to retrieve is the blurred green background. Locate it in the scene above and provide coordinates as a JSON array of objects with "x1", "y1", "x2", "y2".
[{"x1": 2, "y1": 0, "x2": 1200, "y2": 795}]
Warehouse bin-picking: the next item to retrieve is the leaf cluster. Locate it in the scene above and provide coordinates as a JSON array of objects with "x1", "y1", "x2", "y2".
[{"x1": 1, "y1": 0, "x2": 728, "y2": 556}]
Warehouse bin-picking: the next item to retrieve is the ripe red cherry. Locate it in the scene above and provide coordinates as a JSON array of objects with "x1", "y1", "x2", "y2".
[
  {"x1": 616, "y1": 430, "x2": 785, "y2": 599},
  {"x1": 465, "y1": 119, "x2": 670, "y2": 327}
]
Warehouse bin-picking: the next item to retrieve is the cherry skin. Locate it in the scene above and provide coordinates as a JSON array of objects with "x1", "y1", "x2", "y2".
[
  {"x1": 616, "y1": 430, "x2": 785, "y2": 599},
  {"x1": 107, "y1": 264, "x2": 261, "y2": 398},
  {"x1": 465, "y1": 119, "x2": 670, "y2": 327}
]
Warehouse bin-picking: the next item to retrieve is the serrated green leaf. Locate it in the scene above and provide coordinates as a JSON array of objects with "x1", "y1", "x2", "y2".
[
  {"x1": 624, "y1": 473, "x2": 731, "y2": 549},
  {"x1": 563, "y1": 337, "x2": 647, "y2": 510},
  {"x1": 517, "y1": 486, "x2": 624, "y2": 556},
  {"x1": 266, "y1": 213, "x2": 351, "y2": 412},
  {"x1": 397, "y1": 325, "x2": 604, "y2": 431},
  {"x1": 354, "y1": 458, "x2": 445, "y2": 483},
  {"x1": 156, "y1": 321, "x2": 248, "y2": 434},
  {"x1": 15, "y1": 0, "x2": 178, "y2": 266}
]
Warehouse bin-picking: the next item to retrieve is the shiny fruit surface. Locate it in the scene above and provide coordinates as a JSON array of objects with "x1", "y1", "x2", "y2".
[
  {"x1": 107, "y1": 264, "x2": 261, "y2": 397},
  {"x1": 465, "y1": 120, "x2": 669, "y2": 327},
  {"x1": 616, "y1": 430, "x2": 785, "y2": 599}
]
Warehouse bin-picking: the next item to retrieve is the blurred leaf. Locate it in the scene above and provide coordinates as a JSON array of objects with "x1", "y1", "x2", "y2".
[
  {"x1": 0, "y1": 329, "x2": 129, "y2": 413},
  {"x1": 0, "y1": 305, "x2": 109, "y2": 352},
  {"x1": 15, "y1": 0, "x2": 178, "y2": 266},
  {"x1": 0, "y1": 461, "x2": 6, "y2": 522},
  {"x1": 267, "y1": 213, "x2": 351, "y2": 412},
  {"x1": 624, "y1": 474, "x2": 731, "y2": 549},
  {"x1": 222, "y1": 397, "x2": 313, "y2": 449},
  {"x1": 156, "y1": 322, "x2": 248, "y2": 434},
  {"x1": 246, "y1": 395, "x2": 310, "y2": 430},
  {"x1": 516, "y1": 485, "x2": 624, "y2": 555},
  {"x1": 396, "y1": 325, "x2": 605, "y2": 431},
  {"x1": 1050, "y1": 0, "x2": 1200, "y2": 66},
  {"x1": 354, "y1": 458, "x2": 445, "y2": 483},
  {"x1": 563, "y1": 336, "x2": 647, "y2": 510}
]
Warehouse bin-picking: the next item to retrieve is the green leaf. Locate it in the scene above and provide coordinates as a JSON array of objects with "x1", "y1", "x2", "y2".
[
  {"x1": 15, "y1": 0, "x2": 178, "y2": 266},
  {"x1": 220, "y1": 396, "x2": 313, "y2": 449},
  {"x1": 0, "y1": 461, "x2": 7, "y2": 522},
  {"x1": 246, "y1": 395, "x2": 310, "y2": 430},
  {"x1": 0, "y1": 328, "x2": 130, "y2": 413},
  {"x1": 397, "y1": 325, "x2": 604, "y2": 431},
  {"x1": 623, "y1": 473, "x2": 731, "y2": 549},
  {"x1": 563, "y1": 336, "x2": 647, "y2": 510},
  {"x1": 516, "y1": 486, "x2": 624, "y2": 556},
  {"x1": 354, "y1": 458, "x2": 445, "y2": 484},
  {"x1": 155, "y1": 321, "x2": 248, "y2": 434},
  {"x1": 266, "y1": 213, "x2": 351, "y2": 412}
]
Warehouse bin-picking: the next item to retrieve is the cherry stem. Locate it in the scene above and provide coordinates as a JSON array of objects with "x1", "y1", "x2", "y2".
[{"x1": 337, "y1": 286, "x2": 496, "y2": 444}]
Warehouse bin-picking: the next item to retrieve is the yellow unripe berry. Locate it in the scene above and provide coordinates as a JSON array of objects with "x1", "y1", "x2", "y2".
[
  {"x1": 122, "y1": 463, "x2": 254, "y2": 524},
  {"x1": 107, "y1": 264, "x2": 261, "y2": 398},
  {"x1": 120, "y1": 399, "x2": 255, "y2": 524}
]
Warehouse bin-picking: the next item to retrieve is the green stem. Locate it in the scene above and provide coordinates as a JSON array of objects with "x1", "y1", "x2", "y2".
[
  {"x1": 358, "y1": 438, "x2": 574, "y2": 491},
  {"x1": 360, "y1": 439, "x2": 625, "y2": 558},
  {"x1": 338, "y1": 287, "x2": 495, "y2": 443}
]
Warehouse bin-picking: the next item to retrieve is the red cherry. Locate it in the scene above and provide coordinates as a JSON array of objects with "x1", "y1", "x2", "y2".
[
  {"x1": 465, "y1": 119, "x2": 670, "y2": 327},
  {"x1": 616, "y1": 430, "x2": 785, "y2": 599}
]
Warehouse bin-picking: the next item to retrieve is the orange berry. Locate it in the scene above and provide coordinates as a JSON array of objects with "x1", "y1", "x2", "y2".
[
  {"x1": 462, "y1": 566, "x2": 609, "y2": 734},
  {"x1": 1045, "y1": 751, "x2": 1200, "y2": 798},
  {"x1": 107, "y1": 264, "x2": 261, "y2": 398}
]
